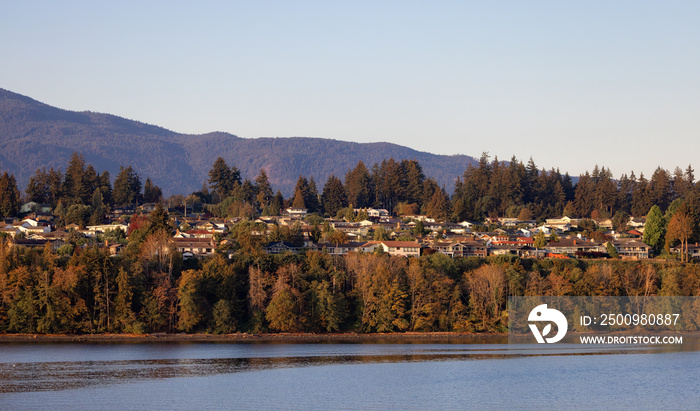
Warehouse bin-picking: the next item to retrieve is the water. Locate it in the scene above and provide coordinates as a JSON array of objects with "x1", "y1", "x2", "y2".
[{"x1": 1, "y1": 341, "x2": 698, "y2": 410}]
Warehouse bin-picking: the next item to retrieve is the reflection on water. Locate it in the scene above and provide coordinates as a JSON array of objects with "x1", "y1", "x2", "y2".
[{"x1": 1, "y1": 342, "x2": 697, "y2": 393}]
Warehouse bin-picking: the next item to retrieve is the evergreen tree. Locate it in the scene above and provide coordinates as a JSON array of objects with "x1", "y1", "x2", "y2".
[
  {"x1": 345, "y1": 161, "x2": 373, "y2": 208},
  {"x1": 631, "y1": 173, "x2": 651, "y2": 217},
  {"x1": 254, "y1": 169, "x2": 273, "y2": 208},
  {"x1": 82, "y1": 165, "x2": 99, "y2": 204},
  {"x1": 573, "y1": 172, "x2": 594, "y2": 217},
  {"x1": 425, "y1": 187, "x2": 451, "y2": 221},
  {"x1": 62, "y1": 152, "x2": 87, "y2": 203},
  {"x1": 148, "y1": 204, "x2": 172, "y2": 234},
  {"x1": 292, "y1": 188, "x2": 306, "y2": 209},
  {"x1": 374, "y1": 159, "x2": 403, "y2": 213},
  {"x1": 208, "y1": 157, "x2": 240, "y2": 201},
  {"x1": 401, "y1": 159, "x2": 425, "y2": 206},
  {"x1": 270, "y1": 191, "x2": 285, "y2": 215},
  {"x1": 26, "y1": 168, "x2": 50, "y2": 204},
  {"x1": 649, "y1": 167, "x2": 672, "y2": 211},
  {"x1": 643, "y1": 205, "x2": 666, "y2": 255},
  {"x1": 0, "y1": 172, "x2": 21, "y2": 218},
  {"x1": 99, "y1": 171, "x2": 113, "y2": 207},
  {"x1": 113, "y1": 166, "x2": 142, "y2": 206},
  {"x1": 321, "y1": 175, "x2": 348, "y2": 217},
  {"x1": 306, "y1": 177, "x2": 321, "y2": 213},
  {"x1": 89, "y1": 189, "x2": 107, "y2": 225},
  {"x1": 143, "y1": 178, "x2": 163, "y2": 203}
]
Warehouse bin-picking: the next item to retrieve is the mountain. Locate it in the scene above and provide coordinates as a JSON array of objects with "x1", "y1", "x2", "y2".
[{"x1": 0, "y1": 88, "x2": 477, "y2": 196}]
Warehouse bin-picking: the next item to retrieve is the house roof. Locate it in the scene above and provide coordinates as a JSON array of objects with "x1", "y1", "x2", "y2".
[{"x1": 376, "y1": 241, "x2": 420, "y2": 247}]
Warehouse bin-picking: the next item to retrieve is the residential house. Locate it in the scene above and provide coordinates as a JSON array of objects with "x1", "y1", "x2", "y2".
[
  {"x1": 431, "y1": 240, "x2": 487, "y2": 258},
  {"x1": 0, "y1": 224, "x2": 20, "y2": 238},
  {"x1": 672, "y1": 243, "x2": 700, "y2": 260},
  {"x1": 595, "y1": 218, "x2": 614, "y2": 229},
  {"x1": 610, "y1": 240, "x2": 650, "y2": 259},
  {"x1": 488, "y1": 244, "x2": 534, "y2": 257},
  {"x1": 546, "y1": 217, "x2": 579, "y2": 230},
  {"x1": 363, "y1": 241, "x2": 421, "y2": 257},
  {"x1": 175, "y1": 229, "x2": 215, "y2": 239},
  {"x1": 628, "y1": 217, "x2": 646, "y2": 230},
  {"x1": 363, "y1": 208, "x2": 389, "y2": 218},
  {"x1": 546, "y1": 238, "x2": 601, "y2": 255},
  {"x1": 331, "y1": 222, "x2": 367, "y2": 237},
  {"x1": 20, "y1": 202, "x2": 52, "y2": 214},
  {"x1": 9, "y1": 238, "x2": 52, "y2": 249},
  {"x1": 315, "y1": 242, "x2": 365, "y2": 255},
  {"x1": 172, "y1": 238, "x2": 216, "y2": 259},
  {"x1": 285, "y1": 208, "x2": 308, "y2": 216},
  {"x1": 263, "y1": 241, "x2": 303, "y2": 254},
  {"x1": 85, "y1": 223, "x2": 129, "y2": 236}
]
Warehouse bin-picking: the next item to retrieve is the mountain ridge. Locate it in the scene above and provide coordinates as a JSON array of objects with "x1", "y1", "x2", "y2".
[{"x1": 0, "y1": 88, "x2": 477, "y2": 196}]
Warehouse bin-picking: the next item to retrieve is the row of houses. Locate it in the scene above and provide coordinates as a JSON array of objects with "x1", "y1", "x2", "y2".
[
  {"x1": 262, "y1": 236, "x2": 654, "y2": 260},
  {"x1": 0, "y1": 203, "x2": 670, "y2": 261}
]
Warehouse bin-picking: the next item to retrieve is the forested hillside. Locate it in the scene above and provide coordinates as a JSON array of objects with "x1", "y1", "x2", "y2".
[{"x1": 0, "y1": 89, "x2": 475, "y2": 196}]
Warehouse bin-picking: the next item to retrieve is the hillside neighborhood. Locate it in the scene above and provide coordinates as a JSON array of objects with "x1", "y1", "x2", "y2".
[{"x1": 4, "y1": 201, "x2": 692, "y2": 262}]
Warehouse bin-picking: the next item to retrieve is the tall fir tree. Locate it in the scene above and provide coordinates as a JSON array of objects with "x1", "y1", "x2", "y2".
[
  {"x1": 321, "y1": 175, "x2": 347, "y2": 217},
  {"x1": 345, "y1": 161, "x2": 373, "y2": 208},
  {"x1": 143, "y1": 178, "x2": 163, "y2": 203},
  {"x1": 0, "y1": 172, "x2": 21, "y2": 218},
  {"x1": 113, "y1": 166, "x2": 142, "y2": 206}
]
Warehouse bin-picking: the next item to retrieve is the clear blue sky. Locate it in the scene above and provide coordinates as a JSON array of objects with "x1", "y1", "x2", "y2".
[{"x1": 3, "y1": 1, "x2": 699, "y2": 179}]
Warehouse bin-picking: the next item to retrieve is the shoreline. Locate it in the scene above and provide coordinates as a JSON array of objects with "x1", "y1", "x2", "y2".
[{"x1": 0, "y1": 332, "x2": 508, "y2": 344}]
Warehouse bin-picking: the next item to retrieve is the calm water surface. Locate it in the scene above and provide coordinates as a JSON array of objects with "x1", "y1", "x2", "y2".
[{"x1": 1, "y1": 341, "x2": 698, "y2": 410}]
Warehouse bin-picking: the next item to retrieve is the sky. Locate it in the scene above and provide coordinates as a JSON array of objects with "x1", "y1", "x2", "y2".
[{"x1": 2, "y1": 1, "x2": 699, "y2": 179}]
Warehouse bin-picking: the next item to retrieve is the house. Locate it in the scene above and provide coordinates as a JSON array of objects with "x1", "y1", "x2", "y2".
[
  {"x1": 285, "y1": 208, "x2": 308, "y2": 216},
  {"x1": 546, "y1": 217, "x2": 579, "y2": 230},
  {"x1": 363, "y1": 241, "x2": 421, "y2": 257},
  {"x1": 17, "y1": 221, "x2": 51, "y2": 235},
  {"x1": 672, "y1": 243, "x2": 700, "y2": 260},
  {"x1": 546, "y1": 238, "x2": 601, "y2": 255},
  {"x1": 363, "y1": 208, "x2": 389, "y2": 218},
  {"x1": 104, "y1": 241, "x2": 125, "y2": 256},
  {"x1": 357, "y1": 220, "x2": 375, "y2": 227},
  {"x1": 172, "y1": 238, "x2": 216, "y2": 259},
  {"x1": 517, "y1": 228, "x2": 534, "y2": 237},
  {"x1": 431, "y1": 240, "x2": 487, "y2": 258},
  {"x1": 20, "y1": 202, "x2": 52, "y2": 214},
  {"x1": 9, "y1": 238, "x2": 54, "y2": 249},
  {"x1": 139, "y1": 203, "x2": 158, "y2": 213},
  {"x1": 595, "y1": 218, "x2": 614, "y2": 229},
  {"x1": 488, "y1": 244, "x2": 533, "y2": 257},
  {"x1": 0, "y1": 225, "x2": 20, "y2": 238},
  {"x1": 194, "y1": 220, "x2": 227, "y2": 233},
  {"x1": 628, "y1": 217, "x2": 646, "y2": 230},
  {"x1": 175, "y1": 229, "x2": 215, "y2": 239},
  {"x1": 263, "y1": 241, "x2": 303, "y2": 254},
  {"x1": 315, "y1": 241, "x2": 365, "y2": 255},
  {"x1": 30, "y1": 230, "x2": 69, "y2": 248},
  {"x1": 611, "y1": 240, "x2": 651, "y2": 259},
  {"x1": 498, "y1": 217, "x2": 520, "y2": 227},
  {"x1": 86, "y1": 223, "x2": 129, "y2": 236},
  {"x1": 331, "y1": 222, "x2": 367, "y2": 236}
]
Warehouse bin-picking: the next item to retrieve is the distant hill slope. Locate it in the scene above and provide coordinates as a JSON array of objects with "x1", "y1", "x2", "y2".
[{"x1": 0, "y1": 88, "x2": 476, "y2": 196}]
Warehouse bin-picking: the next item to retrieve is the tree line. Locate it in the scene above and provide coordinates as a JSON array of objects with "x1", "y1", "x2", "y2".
[
  {"x1": 206, "y1": 156, "x2": 453, "y2": 221},
  {"x1": 0, "y1": 152, "x2": 162, "y2": 225},
  {"x1": 206, "y1": 154, "x2": 700, "y2": 224}
]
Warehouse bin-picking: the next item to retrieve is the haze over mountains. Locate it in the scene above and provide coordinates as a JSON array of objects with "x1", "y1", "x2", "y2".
[{"x1": 0, "y1": 88, "x2": 477, "y2": 196}]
